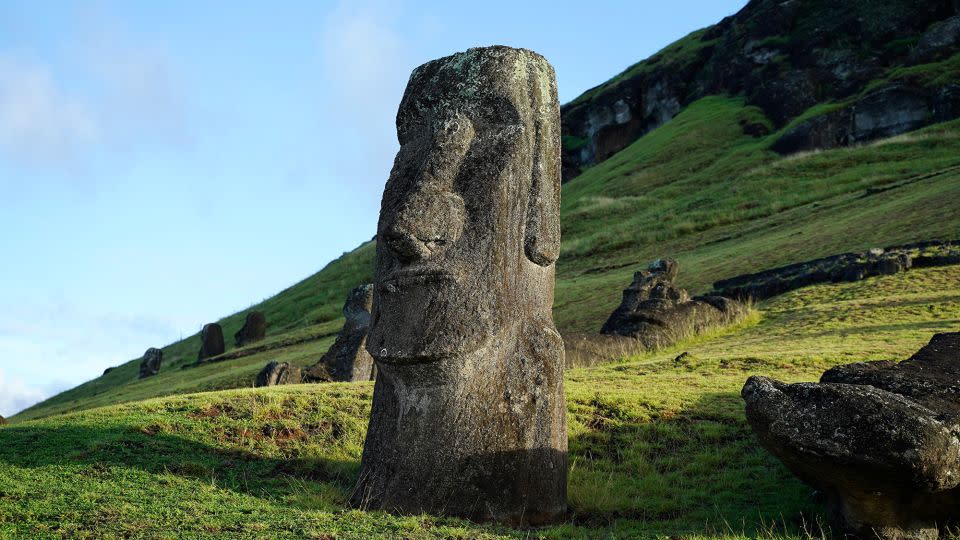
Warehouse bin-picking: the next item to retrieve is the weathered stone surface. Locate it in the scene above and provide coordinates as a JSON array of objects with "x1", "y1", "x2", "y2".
[
  {"x1": 352, "y1": 46, "x2": 567, "y2": 525},
  {"x1": 600, "y1": 258, "x2": 748, "y2": 349},
  {"x1": 912, "y1": 15, "x2": 960, "y2": 63},
  {"x1": 303, "y1": 284, "x2": 375, "y2": 383},
  {"x1": 254, "y1": 361, "x2": 302, "y2": 388},
  {"x1": 234, "y1": 311, "x2": 267, "y2": 347},
  {"x1": 197, "y1": 323, "x2": 225, "y2": 363},
  {"x1": 742, "y1": 333, "x2": 960, "y2": 539},
  {"x1": 138, "y1": 347, "x2": 163, "y2": 379},
  {"x1": 713, "y1": 240, "x2": 959, "y2": 301}
]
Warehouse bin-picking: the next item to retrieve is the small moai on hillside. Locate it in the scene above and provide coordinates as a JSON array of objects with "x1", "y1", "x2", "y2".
[
  {"x1": 234, "y1": 311, "x2": 267, "y2": 347},
  {"x1": 303, "y1": 284, "x2": 376, "y2": 383},
  {"x1": 197, "y1": 323, "x2": 225, "y2": 363},
  {"x1": 351, "y1": 46, "x2": 567, "y2": 525},
  {"x1": 138, "y1": 347, "x2": 163, "y2": 379}
]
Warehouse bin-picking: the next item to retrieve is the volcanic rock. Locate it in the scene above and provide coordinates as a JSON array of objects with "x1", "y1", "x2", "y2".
[
  {"x1": 601, "y1": 258, "x2": 748, "y2": 349},
  {"x1": 197, "y1": 323, "x2": 225, "y2": 363},
  {"x1": 351, "y1": 46, "x2": 567, "y2": 525},
  {"x1": 254, "y1": 361, "x2": 302, "y2": 388},
  {"x1": 742, "y1": 333, "x2": 960, "y2": 539},
  {"x1": 234, "y1": 311, "x2": 267, "y2": 347},
  {"x1": 138, "y1": 347, "x2": 163, "y2": 379},
  {"x1": 303, "y1": 284, "x2": 375, "y2": 383}
]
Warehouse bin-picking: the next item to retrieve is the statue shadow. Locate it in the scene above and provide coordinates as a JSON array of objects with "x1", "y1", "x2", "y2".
[{"x1": 0, "y1": 423, "x2": 359, "y2": 510}]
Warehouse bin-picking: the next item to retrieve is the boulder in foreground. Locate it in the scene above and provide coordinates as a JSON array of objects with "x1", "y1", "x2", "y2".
[
  {"x1": 601, "y1": 258, "x2": 748, "y2": 349},
  {"x1": 742, "y1": 333, "x2": 960, "y2": 539},
  {"x1": 255, "y1": 361, "x2": 302, "y2": 388}
]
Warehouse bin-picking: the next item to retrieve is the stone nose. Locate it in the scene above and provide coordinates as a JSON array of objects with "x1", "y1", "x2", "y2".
[{"x1": 384, "y1": 186, "x2": 465, "y2": 264}]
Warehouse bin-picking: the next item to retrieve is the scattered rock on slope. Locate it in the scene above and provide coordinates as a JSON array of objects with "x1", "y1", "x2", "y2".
[
  {"x1": 254, "y1": 361, "x2": 302, "y2": 387},
  {"x1": 601, "y1": 258, "x2": 748, "y2": 349},
  {"x1": 713, "y1": 240, "x2": 960, "y2": 301},
  {"x1": 138, "y1": 347, "x2": 163, "y2": 379},
  {"x1": 196, "y1": 323, "x2": 225, "y2": 363},
  {"x1": 234, "y1": 311, "x2": 267, "y2": 347},
  {"x1": 742, "y1": 333, "x2": 960, "y2": 539},
  {"x1": 302, "y1": 284, "x2": 375, "y2": 383}
]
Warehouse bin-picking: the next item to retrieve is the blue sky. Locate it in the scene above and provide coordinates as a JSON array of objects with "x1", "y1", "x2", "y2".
[{"x1": 0, "y1": 0, "x2": 748, "y2": 416}]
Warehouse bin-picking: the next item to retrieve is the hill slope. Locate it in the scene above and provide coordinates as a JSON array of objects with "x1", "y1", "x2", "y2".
[
  {"x1": 15, "y1": 100, "x2": 960, "y2": 422},
  {"x1": 3, "y1": 265, "x2": 958, "y2": 538}
]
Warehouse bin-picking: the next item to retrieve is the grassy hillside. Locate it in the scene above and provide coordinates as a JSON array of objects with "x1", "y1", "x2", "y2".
[
  {"x1": 3, "y1": 265, "x2": 958, "y2": 538},
  {"x1": 15, "y1": 94, "x2": 960, "y2": 422}
]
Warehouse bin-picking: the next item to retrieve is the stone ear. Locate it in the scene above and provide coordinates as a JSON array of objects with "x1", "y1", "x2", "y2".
[{"x1": 523, "y1": 60, "x2": 562, "y2": 267}]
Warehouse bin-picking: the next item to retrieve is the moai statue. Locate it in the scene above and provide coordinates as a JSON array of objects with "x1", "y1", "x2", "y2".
[
  {"x1": 351, "y1": 46, "x2": 566, "y2": 525},
  {"x1": 234, "y1": 311, "x2": 267, "y2": 347},
  {"x1": 197, "y1": 323, "x2": 225, "y2": 363},
  {"x1": 138, "y1": 347, "x2": 163, "y2": 379}
]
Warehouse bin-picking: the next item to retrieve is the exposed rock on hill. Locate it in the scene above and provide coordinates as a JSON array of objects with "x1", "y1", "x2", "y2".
[
  {"x1": 561, "y1": 0, "x2": 960, "y2": 180},
  {"x1": 601, "y1": 258, "x2": 748, "y2": 349},
  {"x1": 197, "y1": 323, "x2": 225, "y2": 363},
  {"x1": 302, "y1": 284, "x2": 375, "y2": 383},
  {"x1": 713, "y1": 240, "x2": 960, "y2": 300},
  {"x1": 742, "y1": 333, "x2": 960, "y2": 539},
  {"x1": 138, "y1": 348, "x2": 163, "y2": 379},
  {"x1": 234, "y1": 311, "x2": 267, "y2": 347},
  {"x1": 254, "y1": 361, "x2": 302, "y2": 388}
]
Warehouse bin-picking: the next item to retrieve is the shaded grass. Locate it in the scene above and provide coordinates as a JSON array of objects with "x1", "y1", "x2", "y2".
[{"x1": 3, "y1": 266, "x2": 958, "y2": 538}]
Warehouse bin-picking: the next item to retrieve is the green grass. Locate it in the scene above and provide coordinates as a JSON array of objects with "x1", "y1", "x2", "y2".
[{"x1": 3, "y1": 265, "x2": 958, "y2": 538}]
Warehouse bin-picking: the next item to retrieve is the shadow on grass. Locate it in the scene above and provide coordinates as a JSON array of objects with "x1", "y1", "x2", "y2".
[
  {"x1": 0, "y1": 422, "x2": 359, "y2": 510},
  {"x1": 0, "y1": 390, "x2": 826, "y2": 537}
]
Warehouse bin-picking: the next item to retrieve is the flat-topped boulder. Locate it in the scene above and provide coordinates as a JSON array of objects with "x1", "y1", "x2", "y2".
[
  {"x1": 601, "y1": 258, "x2": 748, "y2": 349},
  {"x1": 303, "y1": 284, "x2": 375, "y2": 383},
  {"x1": 742, "y1": 333, "x2": 960, "y2": 539},
  {"x1": 197, "y1": 323, "x2": 225, "y2": 363},
  {"x1": 234, "y1": 311, "x2": 267, "y2": 347},
  {"x1": 138, "y1": 347, "x2": 163, "y2": 379},
  {"x1": 254, "y1": 361, "x2": 302, "y2": 388}
]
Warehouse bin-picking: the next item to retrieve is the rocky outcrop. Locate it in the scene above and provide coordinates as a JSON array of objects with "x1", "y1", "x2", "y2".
[
  {"x1": 353, "y1": 46, "x2": 567, "y2": 525},
  {"x1": 196, "y1": 323, "x2": 225, "y2": 363},
  {"x1": 742, "y1": 333, "x2": 960, "y2": 539},
  {"x1": 561, "y1": 0, "x2": 960, "y2": 181},
  {"x1": 713, "y1": 240, "x2": 960, "y2": 301},
  {"x1": 601, "y1": 258, "x2": 749, "y2": 350},
  {"x1": 302, "y1": 284, "x2": 375, "y2": 383},
  {"x1": 254, "y1": 361, "x2": 302, "y2": 388},
  {"x1": 234, "y1": 311, "x2": 267, "y2": 347},
  {"x1": 138, "y1": 347, "x2": 163, "y2": 379}
]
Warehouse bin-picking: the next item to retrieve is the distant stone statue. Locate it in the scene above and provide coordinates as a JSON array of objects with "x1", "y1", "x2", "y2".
[
  {"x1": 234, "y1": 311, "x2": 267, "y2": 347},
  {"x1": 350, "y1": 46, "x2": 567, "y2": 525},
  {"x1": 138, "y1": 347, "x2": 163, "y2": 379},
  {"x1": 303, "y1": 284, "x2": 376, "y2": 383},
  {"x1": 254, "y1": 361, "x2": 302, "y2": 387},
  {"x1": 0, "y1": 415, "x2": 6, "y2": 425},
  {"x1": 743, "y1": 332, "x2": 960, "y2": 539},
  {"x1": 197, "y1": 323, "x2": 225, "y2": 363}
]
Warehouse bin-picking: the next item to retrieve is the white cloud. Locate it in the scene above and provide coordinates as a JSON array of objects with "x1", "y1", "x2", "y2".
[
  {"x1": 0, "y1": 55, "x2": 100, "y2": 165},
  {"x1": 0, "y1": 368, "x2": 50, "y2": 418},
  {"x1": 0, "y1": 16, "x2": 185, "y2": 170}
]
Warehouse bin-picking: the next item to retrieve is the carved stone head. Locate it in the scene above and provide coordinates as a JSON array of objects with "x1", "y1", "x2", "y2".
[{"x1": 367, "y1": 47, "x2": 561, "y2": 363}]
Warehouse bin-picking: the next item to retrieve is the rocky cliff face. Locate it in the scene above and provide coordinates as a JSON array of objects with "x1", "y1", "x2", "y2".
[{"x1": 561, "y1": 0, "x2": 960, "y2": 181}]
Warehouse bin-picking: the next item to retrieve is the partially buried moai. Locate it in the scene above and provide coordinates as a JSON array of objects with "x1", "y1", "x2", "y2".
[{"x1": 351, "y1": 46, "x2": 566, "y2": 525}]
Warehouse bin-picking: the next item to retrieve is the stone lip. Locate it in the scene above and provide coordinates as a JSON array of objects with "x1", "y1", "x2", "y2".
[
  {"x1": 713, "y1": 239, "x2": 960, "y2": 301},
  {"x1": 138, "y1": 347, "x2": 163, "y2": 379},
  {"x1": 601, "y1": 258, "x2": 748, "y2": 349},
  {"x1": 742, "y1": 332, "x2": 960, "y2": 539}
]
